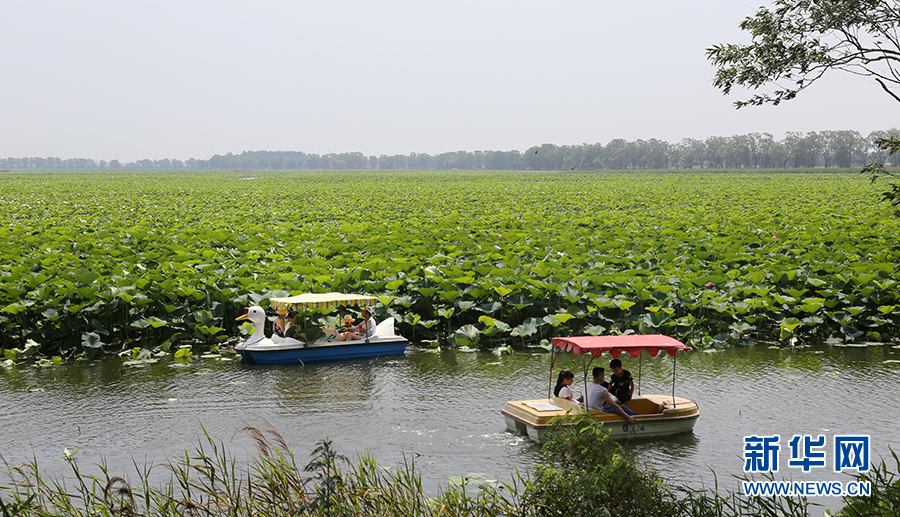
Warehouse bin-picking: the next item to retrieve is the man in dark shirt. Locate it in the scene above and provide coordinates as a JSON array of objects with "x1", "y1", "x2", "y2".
[{"x1": 608, "y1": 358, "x2": 634, "y2": 403}]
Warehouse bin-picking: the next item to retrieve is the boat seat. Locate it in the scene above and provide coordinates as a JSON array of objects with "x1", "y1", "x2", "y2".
[
  {"x1": 375, "y1": 317, "x2": 396, "y2": 337},
  {"x1": 550, "y1": 396, "x2": 583, "y2": 413},
  {"x1": 623, "y1": 397, "x2": 665, "y2": 415}
]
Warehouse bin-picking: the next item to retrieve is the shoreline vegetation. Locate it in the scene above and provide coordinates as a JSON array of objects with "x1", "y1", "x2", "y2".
[
  {"x1": 2, "y1": 129, "x2": 899, "y2": 171},
  {"x1": 1, "y1": 416, "x2": 896, "y2": 516},
  {"x1": 1, "y1": 170, "x2": 898, "y2": 363}
]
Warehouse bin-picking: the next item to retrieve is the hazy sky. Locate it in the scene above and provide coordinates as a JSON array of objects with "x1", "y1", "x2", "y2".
[{"x1": 1, "y1": 1, "x2": 894, "y2": 162}]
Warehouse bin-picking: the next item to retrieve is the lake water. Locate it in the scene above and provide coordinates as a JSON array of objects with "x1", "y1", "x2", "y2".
[{"x1": 2, "y1": 343, "x2": 899, "y2": 515}]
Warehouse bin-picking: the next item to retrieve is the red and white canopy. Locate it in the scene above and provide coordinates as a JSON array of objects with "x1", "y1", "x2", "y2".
[{"x1": 551, "y1": 335, "x2": 692, "y2": 358}]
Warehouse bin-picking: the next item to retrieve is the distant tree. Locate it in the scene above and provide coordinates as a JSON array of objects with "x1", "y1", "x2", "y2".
[
  {"x1": 707, "y1": 0, "x2": 900, "y2": 107},
  {"x1": 866, "y1": 129, "x2": 900, "y2": 163},
  {"x1": 863, "y1": 135, "x2": 900, "y2": 214},
  {"x1": 675, "y1": 138, "x2": 706, "y2": 168},
  {"x1": 708, "y1": 0, "x2": 900, "y2": 209},
  {"x1": 601, "y1": 139, "x2": 627, "y2": 169}
]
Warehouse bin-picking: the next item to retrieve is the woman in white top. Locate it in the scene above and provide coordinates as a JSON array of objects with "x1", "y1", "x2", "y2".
[{"x1": 553, "y1": 370, "x2": 576, "y2": 401}]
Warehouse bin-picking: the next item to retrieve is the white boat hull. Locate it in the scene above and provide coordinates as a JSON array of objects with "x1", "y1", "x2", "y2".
[{"x1": 501, "y1": 394, "x2": 699, "y2": 443}]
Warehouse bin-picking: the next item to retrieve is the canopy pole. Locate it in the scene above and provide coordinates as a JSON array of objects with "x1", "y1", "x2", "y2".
[
  {"x1": 548, "y1": 346, "x2": 560, "y2": 399},
  {"x1": 582, "y1": 355, "x2": 594, "y2": 411},
  {"x1": 637, "y1": 352, "x2": 642, "y2": 396},
  {"x1": 671, "y1": 353, "x2": 678, "y2": 408}
]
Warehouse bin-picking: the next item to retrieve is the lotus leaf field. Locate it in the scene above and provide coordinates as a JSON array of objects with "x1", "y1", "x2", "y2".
[{"x1": 1, "y1": 170, "x2": 898, "y2": 360}]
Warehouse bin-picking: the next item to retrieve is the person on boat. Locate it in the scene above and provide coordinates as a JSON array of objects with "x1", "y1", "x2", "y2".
[
  {"x1": 285, "y1": 311, "x2": 297, "y2": 334},
  {"x1": 585, "y1": 366, "x2": 636, "y2": 424},
  {"x1": 553, "y1": 370, "x2": 576, "y2": 401},
  {"x1": 608, "y1": 358, "x2": 634, "y2": 403},
  {"x1": 273, "y1": 308, "x2": 288, "y2": 338},
  {"x1": 596, "y1": 367, "x2": 609, "y2": 389},
  {"x1": 577, "y1": 367, "x2": 608, "y2": 404},
  {"x1": 338, "y1": 307, "x2": 377, "y2": 341}
]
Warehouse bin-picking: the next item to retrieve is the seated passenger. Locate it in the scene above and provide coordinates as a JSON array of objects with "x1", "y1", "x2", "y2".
[
  {"x1": 578, "y1": 368, "x2": 607, "y2": 404},
  {"x1": 338, "y1": 307, "x2": 377, "y2": 341},
  {"x1": 273, "y1": 308, "x2": 288, "y2": 338},
  {"x1": 608, "y1": 358, "x2": 634, "y2": 403},
  {"x1": 553, "y1": 370, "x2": 576, "y2": 401},
  {"x1": 584, "y1": 366, "x2": 636, "y2": 424},
  {"x1": 285, "y1": 311, "x2": 296, "y2": 334},
  {"x1": 596, "y1": 367, "x2": 609, "y2": 389}
]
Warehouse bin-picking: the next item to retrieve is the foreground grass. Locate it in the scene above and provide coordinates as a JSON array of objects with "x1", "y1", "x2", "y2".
[{"x1": 1, "y1": 417, "x2": 897, "y2": 516}]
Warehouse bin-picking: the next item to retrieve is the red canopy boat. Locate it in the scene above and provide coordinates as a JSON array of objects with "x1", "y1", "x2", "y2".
[{"x1": 502, "y1": 334, "x2": 699, "y2": 442}]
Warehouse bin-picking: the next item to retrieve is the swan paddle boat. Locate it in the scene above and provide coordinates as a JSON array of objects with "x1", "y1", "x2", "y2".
[
  {"x1": 234, "y1": 292, "x2": 407, "y2": 364},
  {"x1": 502, "y1": 334, "x2": 699, "y2": 442}
]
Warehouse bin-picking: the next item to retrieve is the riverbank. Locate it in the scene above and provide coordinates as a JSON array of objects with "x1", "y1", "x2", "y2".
[{"x1": 1, "y1": 415, "x2": 895, "y2": 516}]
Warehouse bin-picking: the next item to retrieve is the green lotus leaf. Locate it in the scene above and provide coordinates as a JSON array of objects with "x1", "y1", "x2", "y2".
[
  {"x1": 852, "y1": 273, "x2": 877, "y2": 285},
  {"x1": 510, "y1": 321, "x2": 536, "y2": 338},
  {"x1": 729, "y1": 321, "x2": 753, "y2": 333},
  {"x1": 75, "y1": 268, "x2": 100, "y2": 285},
  {"x1": 709, "y1": 301, "x2": 729, "y2": 313},
  {"x1": 780, "y1": 318, "x2": 802, "y2": 331},
  {"x1": 439, "y1": 291, "x2": 462, "y2": 302},
  {"x1": 583, "y1": 324, "x2": 606, "y2": 335},
  {"x1": 2, "y1": 304, "x2": 27, "y2": 315},
  {"x1": 476, "y1": 301, "x2": 502, "y2": 314},
  {"x1": 417, "y1": 319, "x2": 439, "y2": 329},
  {"x1": 493, "y1": 285, "x2": 513, "y2": 297},
  {"x1": 772, "y1": 294, "x2": 796, "y2": 305},
  {"x1": 453, "y1": 324, "x2": 480, "y2": 348},
  {"x1": 642, "y1": 311, "x2": 670, "y2": 328},
  {"x1": 81, "y1": 332, "x2": 106, "y2": 355},
  {"x1": 437, "y1": 307, "x2": 455, "y2": 319},
  {"x1": 456, "y1": 301, "x2": 476, "y2": 311},
  {"x1": 544, "y1": 313, "x2": 574, "y2": 327},
  {"x1": 385, "y1": 279, "x2": 404, "y2": 290},
  {"x1": 841, "y1": 325, "x2": 864, "y2": 338},
  {"x1": 395, "y1": 295, "x2": 415, "y2": 308}
]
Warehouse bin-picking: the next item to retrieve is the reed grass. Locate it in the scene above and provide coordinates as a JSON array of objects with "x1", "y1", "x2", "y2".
[{"x1": 0, "y1": 417, "x2": 896, "y2": 516}]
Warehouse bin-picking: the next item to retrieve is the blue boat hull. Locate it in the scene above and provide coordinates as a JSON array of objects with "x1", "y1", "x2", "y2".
[{"x1": 240, "y1": 339, "x2": 407, "y2": 364}]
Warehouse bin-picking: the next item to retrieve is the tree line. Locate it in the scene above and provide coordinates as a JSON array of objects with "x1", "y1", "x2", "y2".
[{"x1": 4, "y1": 129, "x2": 899, "y2": 171}]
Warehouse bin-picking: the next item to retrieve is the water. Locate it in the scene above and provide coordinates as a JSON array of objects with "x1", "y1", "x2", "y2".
[{"x1": 2, "y1": 344, "x2": 899, "y2": 515}]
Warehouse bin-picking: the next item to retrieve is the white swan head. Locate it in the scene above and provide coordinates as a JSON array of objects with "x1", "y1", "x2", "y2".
[{"x1": 235, "y1": 305, "x2": 268, "y2": 347}]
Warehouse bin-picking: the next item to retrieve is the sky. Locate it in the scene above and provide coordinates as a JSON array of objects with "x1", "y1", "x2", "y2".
[{"x1": 1, "y1": 1, "x2": 895, "y2": 162}]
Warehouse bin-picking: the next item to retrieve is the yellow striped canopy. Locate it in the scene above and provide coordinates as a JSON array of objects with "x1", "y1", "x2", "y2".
[{"x1": 270, "y1": 292, "x2": 377, "y2": 312}]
